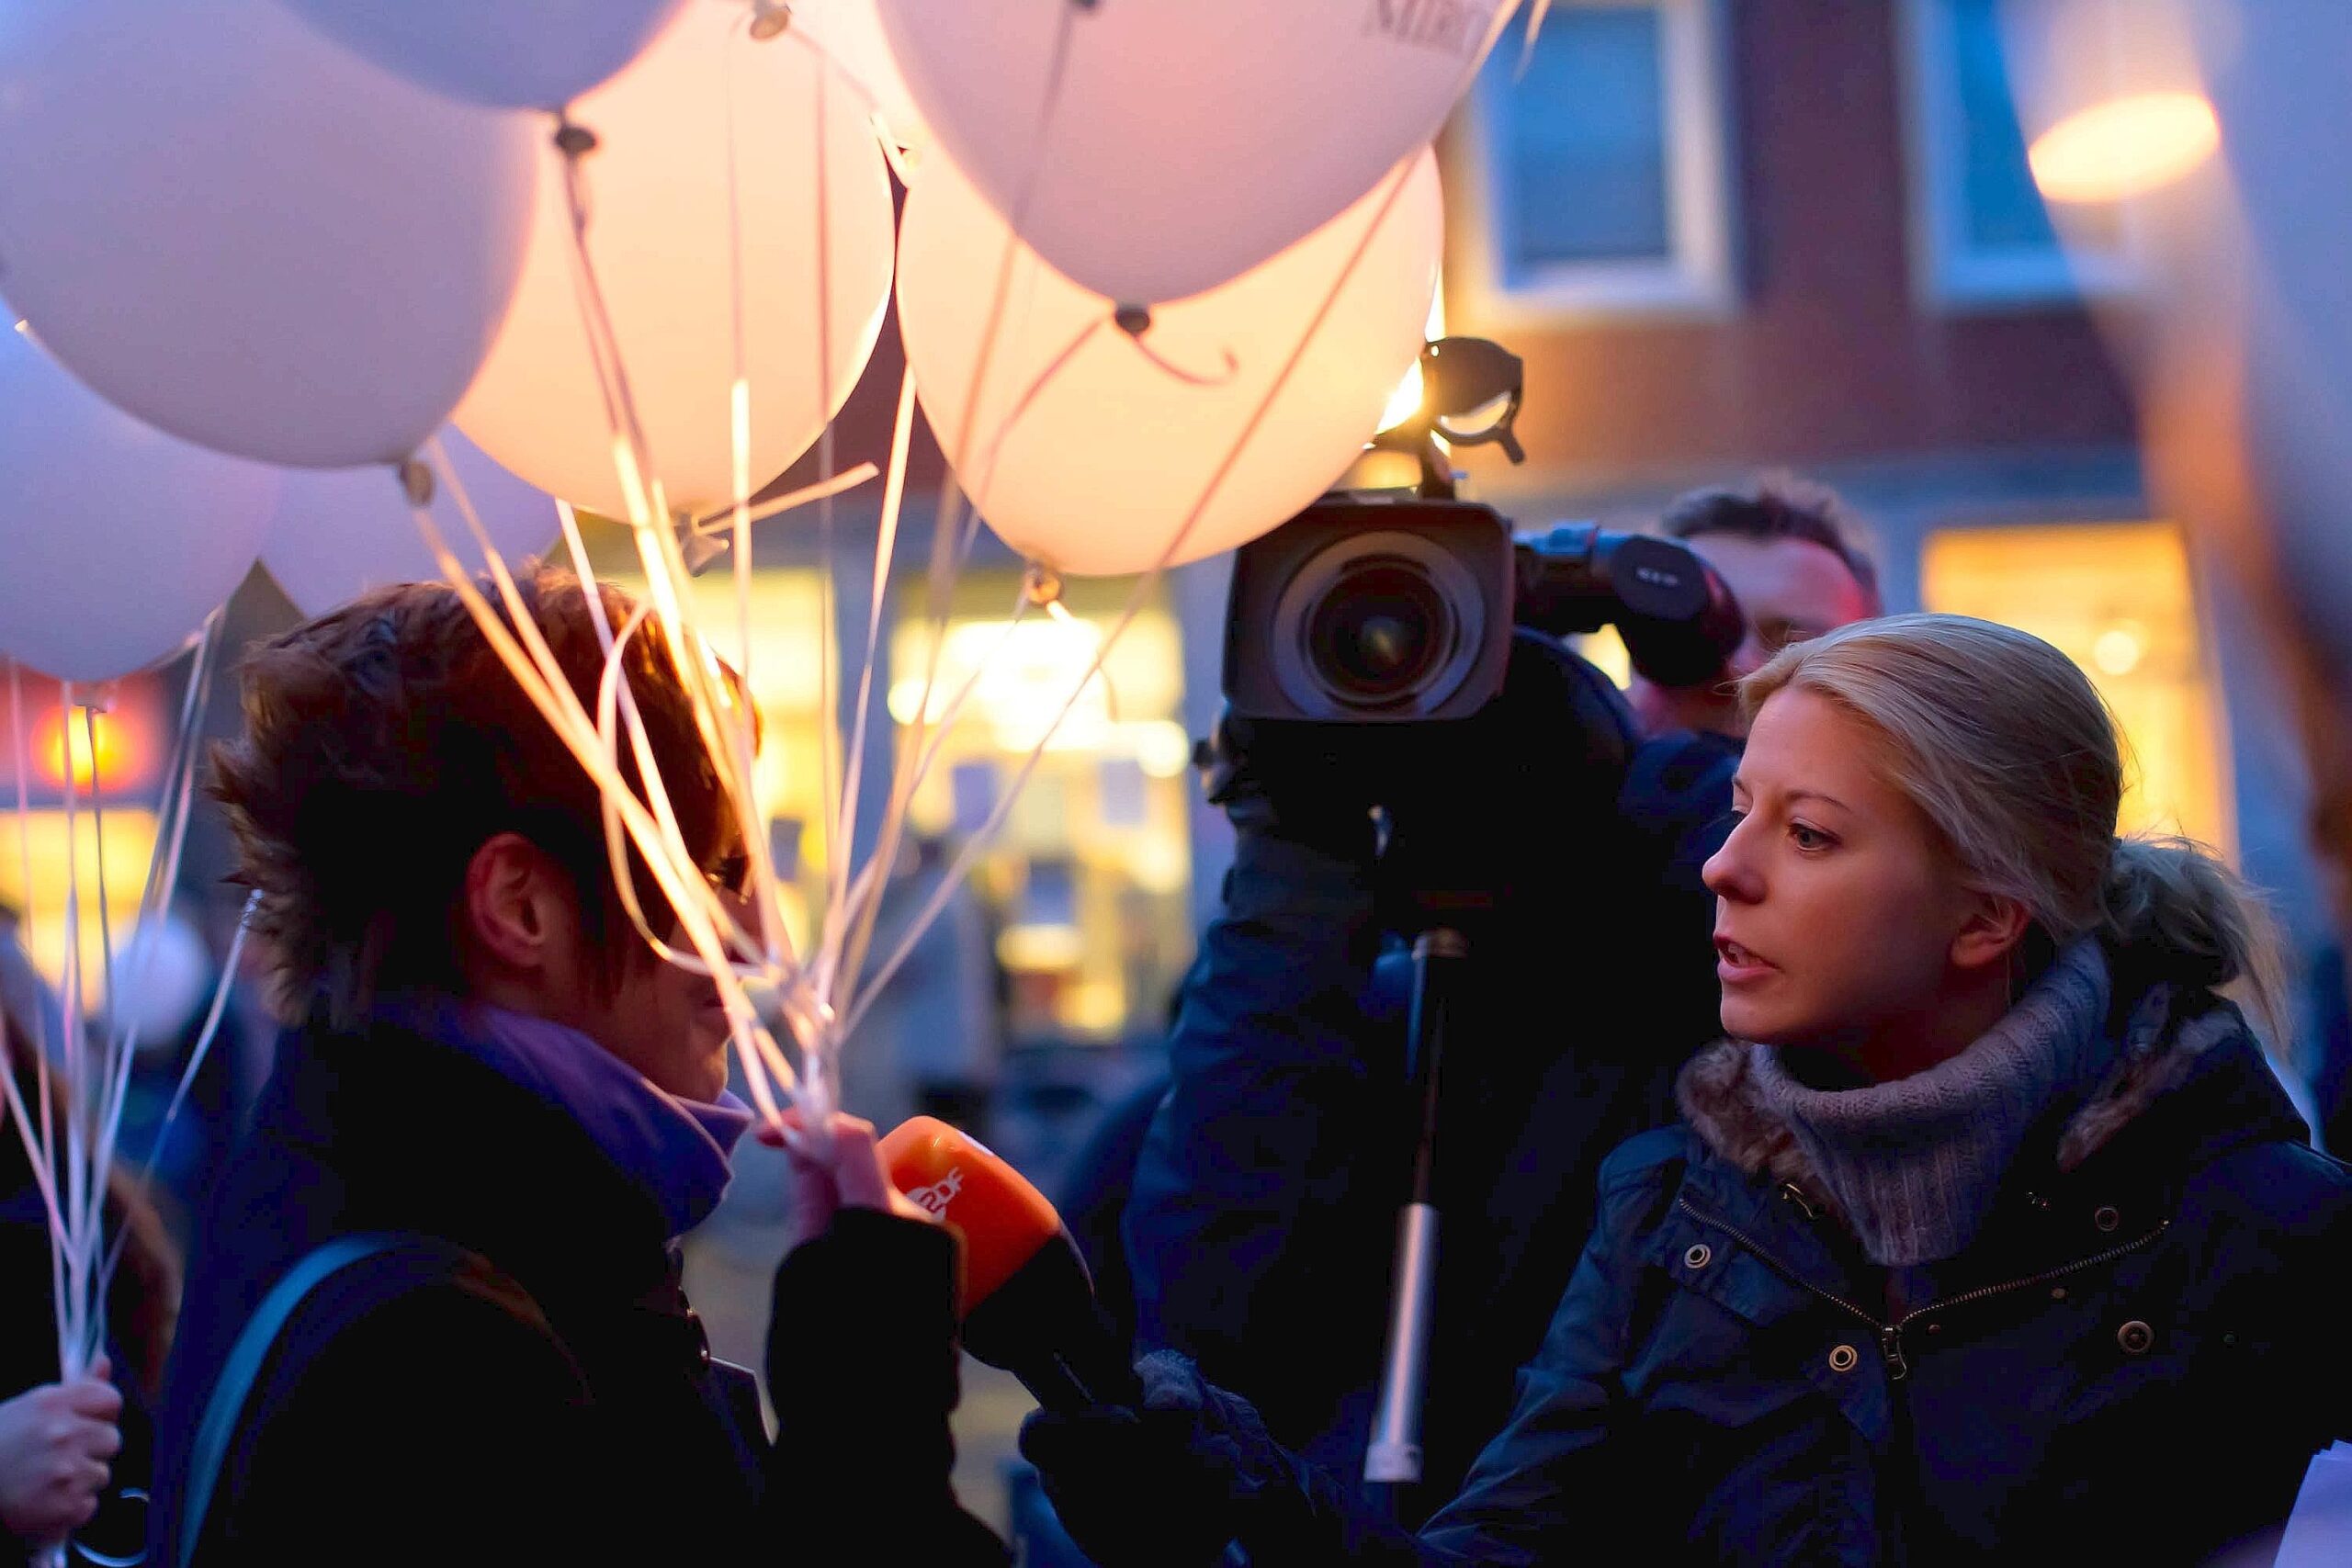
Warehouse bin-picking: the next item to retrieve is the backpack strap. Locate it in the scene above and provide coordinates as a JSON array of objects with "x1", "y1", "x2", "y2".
[{"x1": 175, "y1": 1233, "x2": 469, "y2": 1567}]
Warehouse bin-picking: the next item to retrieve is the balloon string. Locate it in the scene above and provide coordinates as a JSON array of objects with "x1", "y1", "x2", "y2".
[
  {"x1": 807, "y1": 51, "x2": 848, "y2": 1116},
  {"x1": 553, "y1": 499, "x2": 816, "y2": 1111},
  {"x1": 827, "y1": 8, "x2": 1083, "y2": 1010},
  {"x1": 7, "y1": 662, "x2": 62, "y2": 1345},
  {"x1": 411, "y1": 465, "x2": 797, "y2": 1099},
  {"x1": 819, "y1": 492, "x2": 983, "y2": 1018},
  {"x1": 103, "y1": 891, "x2": 251, "y2": 1303},
  {"x1": 721, "y1": 3, "x2": 754, "y2": 672},
  {"x1": 547, "y1": 121, "x2": 808, "y2": 1119},
  {"x1": 825, "y1": 367, "x2": 918, "y2": 970},
  {"x1": 1518, "y1": 0, "x2": 1552, "y2": 77},
  {"x1": 55, "y1": 681, "x2": 89, "y2": 1378},
  {"x1": 884, "y1": 592, "x2": 1037, "y2": 843},
  {"x1": 685, "y1": 463, "x2": 878, "y2": 539},
  {"x1": 831, "y1": 0, "x2": 1091, "y2": 998},
  {"x1": 769, "y1": 17, "x2": 915, "y2": 178},
  {"x1": 432, "y1": 440, "x2": 775, "y2": 980},
  {"x1": 76, "y1": 705, "x2": 137, "y2": 1372},
  {"x1": 846, "y1": 155, "x2": 1426, "y2": 1033},
  {"x1": 408, "y1": 476, "x2": 802, "y2": 1122},
  {"x1": 552, "y1": 504, "x2": 729, "y2": 980},
  {"x1": 1121, "y1": 328, "x2": 1239, "y2": 388},
  {"x1": 967, "y1": 317, "x2": 1104, "y2": 513},
  {"x1": 720, "y1": 12, "x2": 792, "y2": 980}
]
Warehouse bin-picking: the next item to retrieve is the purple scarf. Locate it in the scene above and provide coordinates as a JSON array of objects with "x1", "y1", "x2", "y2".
[{"x1": 392, "y1": 997, "x2": 752, "y2": 1237}]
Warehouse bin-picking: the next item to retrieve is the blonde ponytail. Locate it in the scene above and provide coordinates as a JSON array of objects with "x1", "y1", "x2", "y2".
[{"x1": 2101, "y1": 835, "x2": 2289, "y2": 1043}]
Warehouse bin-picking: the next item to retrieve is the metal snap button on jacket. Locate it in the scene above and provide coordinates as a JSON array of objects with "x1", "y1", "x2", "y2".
[
  {"x1": 1683, "y1": 1243, "x2": 1713, "y2": 1270},
  {"x1": 2117, "y1": 1320, "x2": 2154, "y2": 1356},
  {"x1": 1827, "y1": 1345, "x2": 1860, "y2": 1373},
  {"x1": 2094, "y1": 1205, "x2": 2122, "y2": 1233}
]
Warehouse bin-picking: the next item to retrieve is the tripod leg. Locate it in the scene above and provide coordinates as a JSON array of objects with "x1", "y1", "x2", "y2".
[{"x1": 1364, "y1": 928, "x2": 1467, "y2": 1512}]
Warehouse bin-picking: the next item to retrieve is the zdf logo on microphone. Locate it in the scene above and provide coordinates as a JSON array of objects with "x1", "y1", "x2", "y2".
[{"x1": 907, "y1": 1166, "x2": 966, "y2": 1216}]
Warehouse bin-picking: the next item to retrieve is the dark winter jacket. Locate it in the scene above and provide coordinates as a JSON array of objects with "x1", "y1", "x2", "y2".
[
  {"x1": 1124, "y1": 724, "x2": 1736, "y2": 1516},
  {"x1": 149, "y1": 1007, "x2": 1007, "y2": 1566},
  {"x1": 1114, "y1": 976, "x2": 2352, "y2": 1565}
]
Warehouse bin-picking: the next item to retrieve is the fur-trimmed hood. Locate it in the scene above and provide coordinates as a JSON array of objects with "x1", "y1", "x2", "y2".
[{"x1": 1676, "y1": 978, "x2": 2274, "y2": 1221}]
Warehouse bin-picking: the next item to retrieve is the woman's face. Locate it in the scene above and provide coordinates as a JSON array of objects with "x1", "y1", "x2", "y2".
[{"x1": 1702, "y1": 688, "x2": 2013, "y2": 1070}]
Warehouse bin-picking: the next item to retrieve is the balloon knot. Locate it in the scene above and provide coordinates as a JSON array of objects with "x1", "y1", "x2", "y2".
[
  {"x1": 1113, "y1": 303, "x2": 1153, "y2": 337},
  {"x1": 750, "y1": 0, "x2": 793, "y2": 39},
  {"x1": 678, "y1": 513, "x2": 729, "y2": 575},
  {"x1": 553, "y1": 120, "x2": 600, "y2": 159},
  {"x1": 1022, "y1": 561, "x2": 1065, "y2": 610},
  {"x1": 398, "y1": 457, "x2": 435, "y2": 507}
]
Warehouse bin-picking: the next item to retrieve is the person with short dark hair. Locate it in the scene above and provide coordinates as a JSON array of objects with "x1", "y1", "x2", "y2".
[
  {"x1": 1631, "y1": 475, "x2": 1882, "y2": 742},
  {"x1": 150, "y1": 570, "x2": 1006, "y2": 1566}
]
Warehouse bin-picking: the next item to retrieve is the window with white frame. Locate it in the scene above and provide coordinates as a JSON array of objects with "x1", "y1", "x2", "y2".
[
  {"x1": 1456, "y1": 0, "x2": 1736, "y2": 321},
  {"x1": 1898, "y1": 0, "x2": 2139, "y2": 309}
]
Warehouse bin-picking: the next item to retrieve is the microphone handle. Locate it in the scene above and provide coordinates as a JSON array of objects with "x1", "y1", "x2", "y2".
[{"x1": 960, "y1": 1233, "x2": 1145, "y2": 1412}]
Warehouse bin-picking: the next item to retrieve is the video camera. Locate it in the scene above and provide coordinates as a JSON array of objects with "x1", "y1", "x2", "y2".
[{"x1": 1223, "y1": 337, "x2": 1745, "y2": 722}]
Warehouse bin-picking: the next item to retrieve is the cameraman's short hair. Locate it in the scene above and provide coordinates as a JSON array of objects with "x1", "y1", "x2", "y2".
[
  {"x1": 1660, "y1": 475, "x2": 1883, "y2": 615},
  {"x1": 209, "y1": 569, "x2": 743, "y2": 1029}
]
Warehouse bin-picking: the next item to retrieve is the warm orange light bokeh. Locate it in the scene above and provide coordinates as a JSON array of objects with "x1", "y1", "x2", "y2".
[
  {"x1": 2029, "y1": 92, "x2": 2220, "y2": 204},
  {"x1": 34, "y1": 707, "x2": 143, "y2": 792}
]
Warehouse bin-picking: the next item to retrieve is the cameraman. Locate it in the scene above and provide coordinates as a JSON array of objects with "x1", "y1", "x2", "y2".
[
  {"x1": 1628, "y1": 477, "x2": 1883, "y2": 745},
  {"x1": 1117, "y1": 481, "x2": 1880, "y2": 1522}
]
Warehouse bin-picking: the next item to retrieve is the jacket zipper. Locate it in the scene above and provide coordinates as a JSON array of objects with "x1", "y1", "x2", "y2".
[{"x1": 1673, "y1": 1196, "x2": 2170, "y2": 1382}]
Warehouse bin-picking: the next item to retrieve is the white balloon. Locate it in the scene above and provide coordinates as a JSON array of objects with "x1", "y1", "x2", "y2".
[
  {"x1": 899, "y1": 147, "x2": 1442, "y2": 577},
  {"x1": 278, "y1": 0, "x2": 689, "y2": 109},
  {"x1": 2194, "y1": 0, "x2": 2352, "y2": 660},
  {"x1": 0, "y1": 321, "x2": 277, "y2": 683},
  {"x1": 456, "y1": 1, "x2": 896, "y2": 518},
  {"x1": 113, "y1": 915, "x2": 216, "y2": 1055},
  {"x1": 262, "y1": 431, "x2": 562, "y2": 617},
  {"x1": 0, "y1": 0, "x2": 538, "y2": 468},
  {"x1": 782, "y1": 0, "x2": 931, "y2": 152},
  {"x1": 876, "y1": 0, "x2": 1507, "y2": 303}
]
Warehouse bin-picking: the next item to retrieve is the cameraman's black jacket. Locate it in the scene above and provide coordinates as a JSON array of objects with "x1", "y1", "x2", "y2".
[{"x1": 1125, "y1": 700, "x2": 1738, "y2": 1518}]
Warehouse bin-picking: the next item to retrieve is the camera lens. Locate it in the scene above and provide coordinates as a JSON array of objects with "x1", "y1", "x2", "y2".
[
  {"x1": 1306, "y1": 559, "x2": 1450, "y2": 701},
  {"x1": 1271, "y1": 531, "x2": 1486, "y2": 719}
]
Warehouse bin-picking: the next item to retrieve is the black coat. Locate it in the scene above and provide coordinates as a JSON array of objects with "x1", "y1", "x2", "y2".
[
  {"x1": 1032, "y1": 985, "x2": 2352, "y2": 1567},
  {"x1": 1124, "y1": 725, "x2": 1736, "y2": 1517},
  {"x1": 1408, "y1": 990, "x2": 2352, "y2": 1563},
  {"x1": 150, "y1": 1012, "x2": 1007, "y2": 1565}
]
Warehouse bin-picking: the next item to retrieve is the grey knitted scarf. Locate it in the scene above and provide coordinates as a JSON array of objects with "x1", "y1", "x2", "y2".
[{"x1": 1742, "y1": 939, "x2": 2116, "y2": 1267}]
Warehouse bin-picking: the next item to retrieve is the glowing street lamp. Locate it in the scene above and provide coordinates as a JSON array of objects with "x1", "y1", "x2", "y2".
[
  {"x1": 1999, "y1": 0, "x2": 2216, "y2": 207},
  {"x1": 2030, "y1": 90, "x2": 2219, "y2": 205}
]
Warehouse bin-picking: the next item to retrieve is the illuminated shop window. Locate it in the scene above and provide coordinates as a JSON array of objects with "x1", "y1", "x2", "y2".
[
  {"x1": 1923, "y1": 520, "x2": 2230, "y2": 852},
  {"x1": 889, "y1": 572, "x2": 1194, "y2": 1045}
]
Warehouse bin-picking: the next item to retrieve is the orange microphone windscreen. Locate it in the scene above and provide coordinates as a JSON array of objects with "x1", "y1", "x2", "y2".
[{"x1": 880, "y1": 1115, "x2": 1064, "y2": 1311}]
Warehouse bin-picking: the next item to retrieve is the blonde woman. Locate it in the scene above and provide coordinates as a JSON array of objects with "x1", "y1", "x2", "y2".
[{"x1": 1023, "y1": 613, "x2": 2352, "y2": 1565}]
